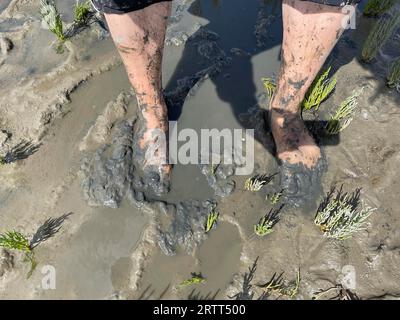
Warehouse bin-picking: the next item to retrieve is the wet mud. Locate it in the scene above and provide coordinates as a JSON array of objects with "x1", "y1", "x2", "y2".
[{"x1": 0, "y1": 0, "x2": 400, "y2": 300}]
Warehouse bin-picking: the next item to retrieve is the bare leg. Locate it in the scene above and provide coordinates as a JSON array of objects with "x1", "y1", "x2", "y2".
[
  {"x1": 271, "y1": 0, "x2": 350, "y2": 169},
  {"x1": 104, "y1": 2, "x2": 171, "y2": 176}
]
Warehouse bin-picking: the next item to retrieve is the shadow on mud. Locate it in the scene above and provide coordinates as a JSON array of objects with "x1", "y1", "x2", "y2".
[
  {"x1": 138, "y1": 284, "x2": 171, "y2": 300},
  {"x1": 229, "y1": 257, "x2": 259, "y2": 300},
  {"x1": 1, "y1": 140, "x2": 41, "y2": 164},
  {"x1": 30, "y1": 212, "x2": 74, "y2": 249},
  {"x1": 187, "y1": 289, "x2": 220, "y2": 300},
  {"x1": 164, "y1": 0, "x2": 399, "y2": 156}
]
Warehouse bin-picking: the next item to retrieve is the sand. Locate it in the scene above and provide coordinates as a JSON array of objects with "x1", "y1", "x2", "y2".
[{"x1": 0, "y1": 0, "x2": 399, "y2": 300}]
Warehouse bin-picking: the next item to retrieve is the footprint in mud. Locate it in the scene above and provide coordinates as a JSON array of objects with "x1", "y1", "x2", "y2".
[
  {"x1": 0, "y1": 249, "x2": 14, "y2": 277},
  {"x1": 129, "y1": 116, "x2": 172, "y2": 196},
  {"x1": 81, "y1": 118, "x2": 169, "y2": 208},
  {"x1": 81, "y1": 116, "x2": 237, "y2": 256},
  {"x1": 277, "y1": 155, "x2": 327, "y2": 209}
]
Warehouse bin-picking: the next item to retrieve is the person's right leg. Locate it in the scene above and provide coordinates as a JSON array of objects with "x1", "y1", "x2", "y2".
[{"x1": 103, "y1": 1, "x2": 172, "y2": 177}]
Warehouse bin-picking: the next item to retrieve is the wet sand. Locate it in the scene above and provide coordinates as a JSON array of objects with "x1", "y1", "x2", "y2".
[{"x1": 0, "y1": 0, "x2": 400, "y2": 300}]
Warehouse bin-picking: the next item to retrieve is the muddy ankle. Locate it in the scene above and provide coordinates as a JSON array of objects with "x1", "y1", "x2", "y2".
[
  {"x1": 270, "y1": 110, "x2": 321, "y2": 169},
  {"x1": 278, "y1": 145, "x2": 321, "y2": 169},
  {"x1": 134, "y1": 115, "x2": 170, "y2": 169},
  {"x1": 133, "y1": 124, "x2": 171, "y2": 195}
]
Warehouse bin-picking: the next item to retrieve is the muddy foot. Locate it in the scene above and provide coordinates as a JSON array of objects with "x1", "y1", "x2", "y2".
[
  {"x1": 133, "y1": 104, "x2": 172, "y2": 196},
  {"x1": 279, "y1": 156, "x2": 327, "y2": 207},
  {"x1": 270, "y1": 109, "x2": 327, "y2": 206},
  {"x1": 271, "y1": 110, "x2": 321, "y2": 168}
]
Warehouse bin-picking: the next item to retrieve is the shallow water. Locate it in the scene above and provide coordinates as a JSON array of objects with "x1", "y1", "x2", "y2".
[
  {"x1": 41, "y1": 0, "x2": 267, "y2": 298},
  {"x1": 0, "y1": 64, "x2": 147, "y2": 299},
  {"x1": 1, "y1": 0, "x2": 400, "y2": 300},
  {"x1": 42, "y1": 199, "x2": 147, "y2": 299},
  {"x1": 136, "y1": 222, "x2": 242, "y2": 299},
  {"x1": 0, "y1": 0, "x2": 11, "y2": 14}
]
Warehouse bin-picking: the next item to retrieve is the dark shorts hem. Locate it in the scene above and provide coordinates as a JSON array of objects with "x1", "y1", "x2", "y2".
[
  {"x1": 91, "y1": 0, "x2": 173, "y2": 14},
  {"x1": 302, "y1": 0, "x2": 361, "y2": 6},
  {"x1": 92, "y1": 0, "x2": 361, "y2": 15}
]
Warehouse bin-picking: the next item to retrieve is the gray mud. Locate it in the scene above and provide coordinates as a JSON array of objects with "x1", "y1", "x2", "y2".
[
  {"x1": 0, "y1": 0, "x2": 400, "y2": 300},
  {"x1": 135, "y1": 222, "x2": 242, "y2": 300},
  {"x1": 278, "y1": 155, "x2": 327, "y2": 211}
]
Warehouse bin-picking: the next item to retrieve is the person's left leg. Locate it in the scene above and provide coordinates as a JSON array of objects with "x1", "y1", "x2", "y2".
[
  {"x1": 270, "y1": 0, "x2": 355, "y2": 169},
  {"x1": 267, "y1": 0, "x2": 358, "y2": 202}
]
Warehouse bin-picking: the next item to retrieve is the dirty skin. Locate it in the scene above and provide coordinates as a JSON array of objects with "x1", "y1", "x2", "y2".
[
  {"x1": 264, "y1": 0, "x2": 349, "y2": 207},
  {"x1": 133, "y1": 111, "x2": 171, "y2": 196},
  {"x1": 267, "y1": 108, "x2": 327, "y2": 207}
]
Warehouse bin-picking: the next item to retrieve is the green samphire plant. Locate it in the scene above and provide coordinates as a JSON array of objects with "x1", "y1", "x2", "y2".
[
  {"x1": 74, "y1": 0, "x2": 92, "y2": 25},
  {"x1": 205, "y1": 211, "x2": 219, "y2": 233},
  {"x1": 258, "y1": 270, "x2": 301, "y2": 299},
  {"x1": 40, "y1": 0, "x2": 66, "y2": 42},
  {"x1": 179, "y1": 273, "x2": 206, "y2": 287},
  {"x1": 262, "y1": 77, "x2": 276, "y2": 100},
  {"x1": 362, "y1": 13, "x2": 400, "y2": 63},
  {"x1": 302, "y1": 67, "x2": 337, "y2": 111},
  {"x1": 254, "y1": 207, "x2": 281, "y2": 237},
  {"x1": 244, "y1": 173, "x2": 276, "y2": 192},
  {"x1": 262, "y1": 67, "x2": 337, "y2": 112},
  {"x1": 387, "y1": 57, "x2": 400, "y2": 89},
  {"x1": 0, "y1": 213, "x2": 72, "y2": 278},
  {"x1": 363, "y1": 0, "x2": 397, "y2": 17},
  {"x1": 267, "y1": 190, "x2": 284, "y2": 205},
  {"x1": 325, "y1": 89, "x2": 362, "y2": 135},
  {"x1": 0, "y1": 231, "x2": 37, "y2": 278},
  {"x1": 314, "y1": 187, "x2": 375, "y2": 240}
]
